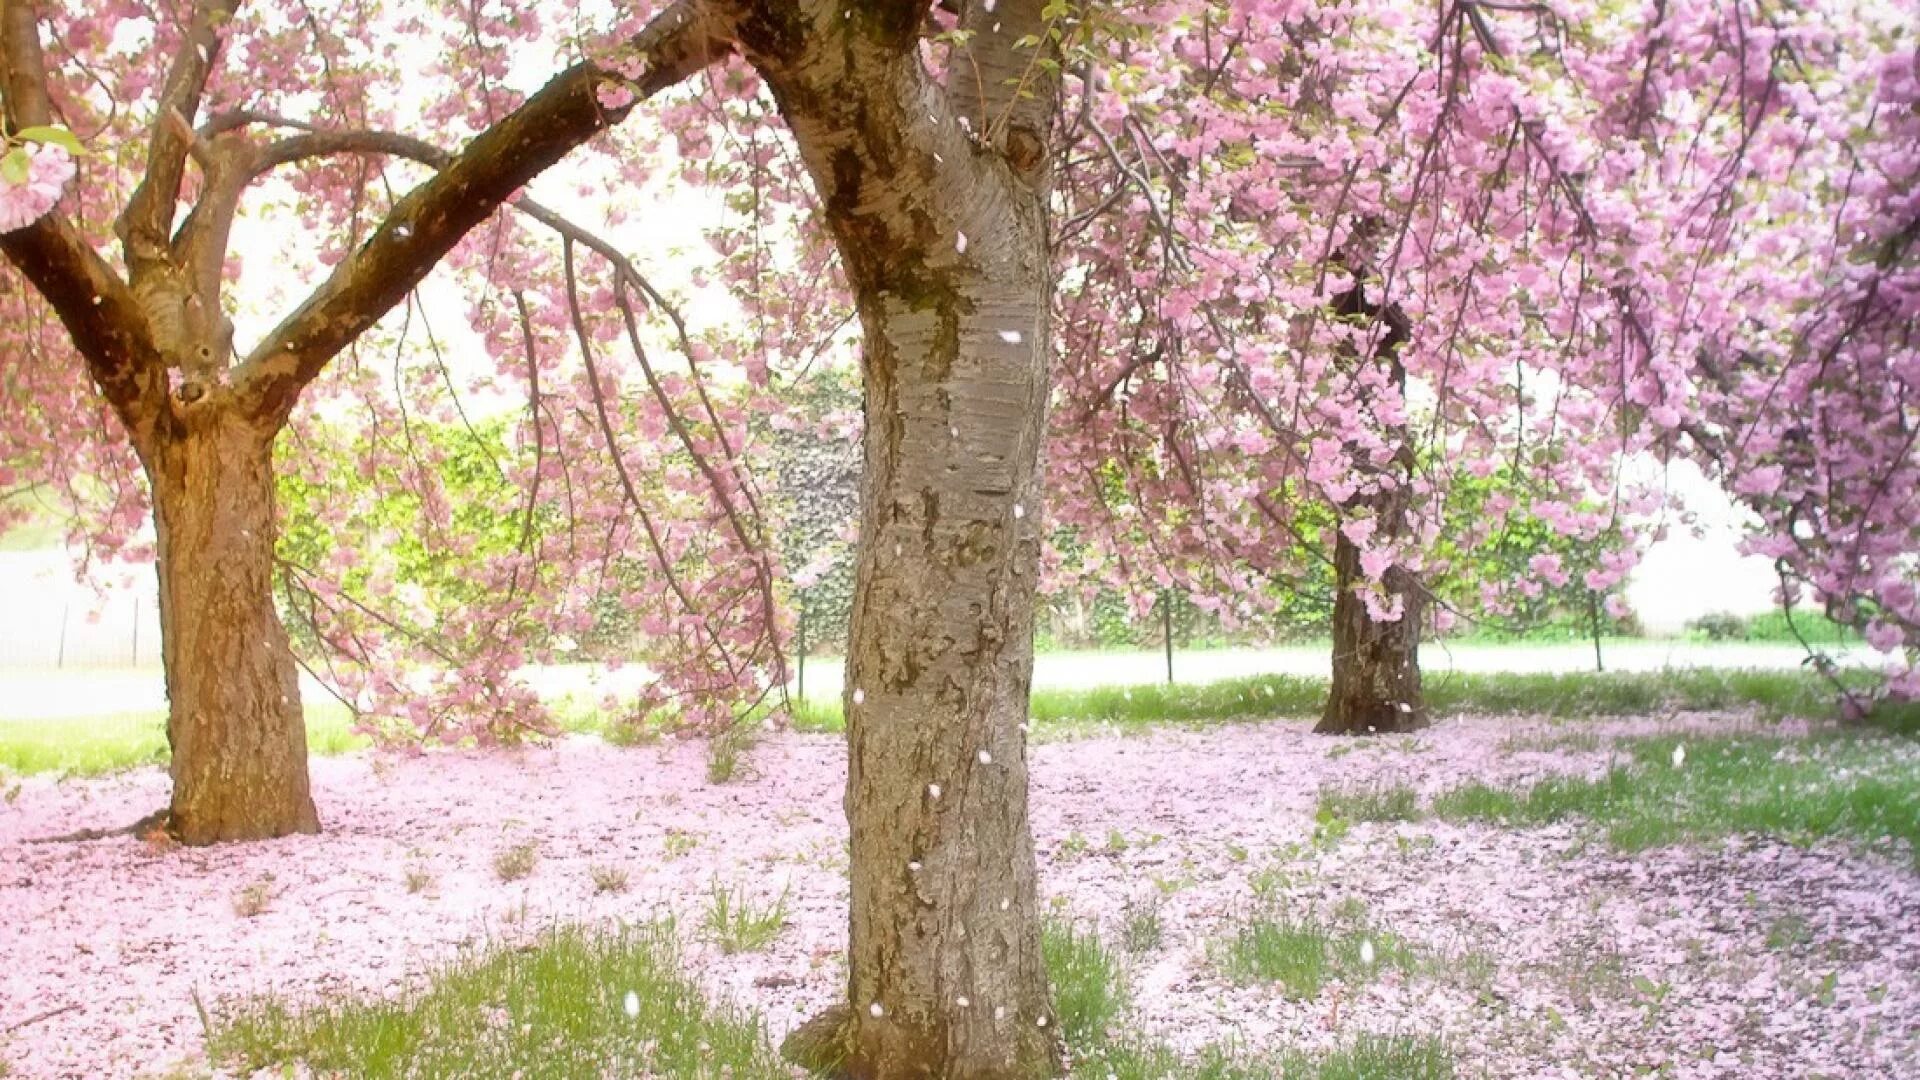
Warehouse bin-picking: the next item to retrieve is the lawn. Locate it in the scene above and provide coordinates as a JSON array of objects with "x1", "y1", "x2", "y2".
[{"x1": 1, "y1": 681, "x2": 1916, "y2": 1078}]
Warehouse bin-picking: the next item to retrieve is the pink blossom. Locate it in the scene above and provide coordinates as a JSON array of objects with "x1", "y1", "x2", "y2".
[{"x1": 0, "y1": 144, "x2": 73, "y2": 233}]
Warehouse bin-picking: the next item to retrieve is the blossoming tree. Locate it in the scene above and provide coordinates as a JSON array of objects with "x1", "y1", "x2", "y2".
[{"x1": 5, "y1": 0, "x2": 1916, "y2": 1075}]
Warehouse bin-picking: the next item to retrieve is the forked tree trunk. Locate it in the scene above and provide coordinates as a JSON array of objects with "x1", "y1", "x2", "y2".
[
  {"x1": 147, "y1": 405, "x2": 318, "y2": 843},
  {"x1": 748, "y1": 4, "x2": 1062, "y2": 1075},
  {"x1": 1318, "y1": 523, "x2": 1428, "y2": 734}
]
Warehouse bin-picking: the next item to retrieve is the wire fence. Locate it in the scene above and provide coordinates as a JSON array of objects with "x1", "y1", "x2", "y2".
[{"x1": 0, "y1": 552, "x2": 160, "y2": 669}]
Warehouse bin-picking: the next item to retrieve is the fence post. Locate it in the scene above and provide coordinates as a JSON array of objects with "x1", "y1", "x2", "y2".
[
  {"x1": 131, "y1": 596, "x2": 140, "y2": 667},
  {"x1": 56, "y1": 603, "x2": 69, "y2": 668},
  {"x1": 796, "y1": 609, "x2": 807, "y2": 703},
  {"x1": 1589, "y1": 590, "x2": 1605, "y2": 673},
  {"x1": 1162, "y1": 592, "x2": 1174, "y2": 685}
]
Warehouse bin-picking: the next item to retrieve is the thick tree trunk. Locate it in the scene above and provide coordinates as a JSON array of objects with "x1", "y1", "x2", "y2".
[
  {"x1": 811, "y1": 269, "x2": 1055, "y2": 1078},
  {"x1": 1318, "y1": 525, "x2": 1428, "y2": 734},
  {"x1": 147, "y1": 406, "x2": 318, "y2": 844},
  {"x1": 742, "y1": 5, "x2": 1063, "y2": 1074}
]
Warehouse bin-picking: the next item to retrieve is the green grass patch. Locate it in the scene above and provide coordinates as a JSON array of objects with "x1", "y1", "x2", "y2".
[
  {"x1": 1317, "y1": 783, "x2": 1423, "y2": 823},
  {"x1": 1216, "y1": 911, "x2": 1417, "y2": 999},
  {"x1": 1043, "y1": 918, "x2": 1129, "y2": 1047},
  {"x1": 1075, "y1": 1034, "x2": 1452, "y2": 1079},
  {"x1": 207, "y1": 922, "x2": 782, "y2": 1077},
  {"x1": 791, "y1": 667, "x2": 1878, "y2": 737},
  {"x1": 0, "y1": 703, "x2": 362, "y2": 777},
  {"x1": 1432, "y1": 734, "x2": 1920, "y2": 855}
]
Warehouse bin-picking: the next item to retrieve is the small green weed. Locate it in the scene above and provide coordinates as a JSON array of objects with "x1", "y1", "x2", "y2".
[
  {"x1": 702, "y1": 883, "x2": 788, "y2": 954},
  {"x1": 590, "y1": 865, "x2": 631, "y2": 895}
]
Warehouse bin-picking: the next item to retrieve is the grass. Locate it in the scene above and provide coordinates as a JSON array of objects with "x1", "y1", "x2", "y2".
[
  {"x1": 790, "y1": 667, "x2": 1887, "y2": 737},
  {"x1": 1039, "y1": 914, "x2": 1451, "y2": 1078},
  {"x1": 1042, "y1": 918, "x2": 1129, "y2": 1047},
  {"x1": 1075, "y1": 1035, "x2": 1453, "y2": 1079},
  {"x1": 701, "y1": 883, "x2": 788, "y2": 954},
  {"x1": 491, "y1": 842, "x2": 538, "y2": 882},
  {"x1": 0, "y1": 703, "x2": 361, "y2": 777},
  {"x1": 8, "y1": 664, "x2": 1905, "y2": 780},
  {"x1": 206, "y1": 922, "x2": 783, "y2": 1077},
  {"x1": 1120, "y1": 895, "x2": 1165, "y2": 953},
  {"x1": 1317, "y1": 782, "x2": 1422, "y2": 823},
  {"x1": 589, "y1": 864, "x2": 631, "y2": 895},
  {"x1": 1430, "y1": 733, "x2": 1920, "y2": 855},
  {"x1": 1216, "y1": 910, "x2": 1417, "y2": 999}
]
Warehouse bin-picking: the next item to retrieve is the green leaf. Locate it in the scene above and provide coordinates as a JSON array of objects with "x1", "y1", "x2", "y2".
[
  {"x1": 14, "y1": 125, "x2": 84, "y2": 155},
  {"x1": 0, "y1": 147, "x2": 29, "y2": 186}
]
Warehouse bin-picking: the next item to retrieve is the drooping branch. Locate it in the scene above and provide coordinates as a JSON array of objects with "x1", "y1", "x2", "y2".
[{"x1": 232, "y1": 0, "x2": 733, "y2": 427}]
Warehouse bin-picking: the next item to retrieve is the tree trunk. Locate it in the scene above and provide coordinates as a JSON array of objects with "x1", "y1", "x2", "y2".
[
  {"x1": 740, "y1": 5, "x2": 1063, "y2": 1074},
  {"x1": 1318, "y1": 524, "x2": 1428, "y2": 734},
  {"x1": 147, "y1": 405, "x2": 318, "y2": 844},
  {"x1": 795, "y1": 264, "x2": 1054, "y2": 1079},
  {"x1": 1315, "y1": 284, "x2": 1427, "y2": 736}
]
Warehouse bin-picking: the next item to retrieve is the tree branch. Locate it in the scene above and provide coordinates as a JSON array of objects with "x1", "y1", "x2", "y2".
[
  {"x1": 232, "y1": 0, "x2": 732, "y2": 427},
  {"x1": 0, "y1": 0, "x2": 168, "y2": 445},
  {"x1": 118, "y1": 0, "x2": 244, "y2": 275}
]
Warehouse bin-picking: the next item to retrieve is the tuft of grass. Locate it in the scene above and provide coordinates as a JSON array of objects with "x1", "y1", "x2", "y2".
[
  {"x1": 1217, "y1": 911, "x2": 1415, "y2": 999},
  {"x1": 403, "y1": 867, "x2": 435, "y2": 895},
  {"x1": 1289, "y1": 1034, "x2": 1454, "y2": 1079},
  {"x1": 492, "y1": 842, "x2": 538, "y2": 883},
  {"x1": 707, "y1": 715, "x2": 760, "y2": 784},
  {"x1": 1120, "y1": 895, "x2": 1165, "y2": 954},
  {"x1": 232, "y1": 875, "x2": 275, "y2": 919},
  {"x1": 1765, "y1": 914, "x2": 1813, "y2": 951},
  {"x1": 1432, "y1": 733, "x2": 1920, "y2": 855},
  {"x1": 1042, "y1": 918, "x2": 1128, "y2": 1047},
  {"x1": 1316, "y1": 783, "x2": 1422, "y2": 823},
  {"x1": 701, "y1": 883, "x2": 788, "y2": 954},
  {"x1": 589, "y1": 864, "x2": 631, "y2": 895},
  {"x1": 207, "y1": 922, "x2": 782, "y2": 1077}
]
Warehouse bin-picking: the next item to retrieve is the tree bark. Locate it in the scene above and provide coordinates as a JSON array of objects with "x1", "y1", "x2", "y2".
[
  {"x1": 741, "y1": 3, "x2": 1063, "y2": 1075},
  {"x1": 1319, "y1": 523, "x2": 1428, "y2": 735},
  {"x1": 1315, "y1": 285, "x2": 1428, "y2": 736},
  {"x1": 147, "y1": 405, "x2": 318, "y2": 843}
]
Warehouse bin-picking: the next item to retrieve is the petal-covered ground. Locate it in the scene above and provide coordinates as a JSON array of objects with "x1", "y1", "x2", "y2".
[{"x1": 1, "y1": 714, "x2": 1916, "y2": 1078}]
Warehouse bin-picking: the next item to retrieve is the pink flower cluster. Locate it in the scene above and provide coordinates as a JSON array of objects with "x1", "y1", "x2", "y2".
[{"x1": 0, "y1": 144, "x2": 73, "y2": 233}]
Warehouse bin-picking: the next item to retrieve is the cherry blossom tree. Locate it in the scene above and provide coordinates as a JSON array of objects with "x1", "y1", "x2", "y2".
[{"x1": 0, "y1": 0, "x2": 764, "y2": 843}]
